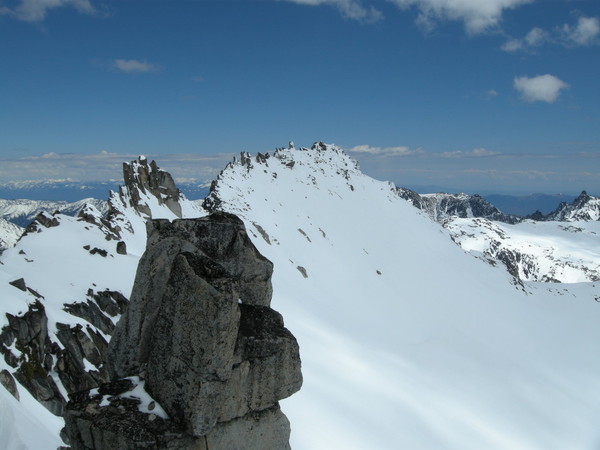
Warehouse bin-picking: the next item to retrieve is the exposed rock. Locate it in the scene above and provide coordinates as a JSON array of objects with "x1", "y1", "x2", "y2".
[
  {"x1": 66, "y1": 212, "x2": 301, "y2": 448},
  {"x1": 540, "y1": 191, "x2": 600, "y2": 222},
  {"x1": 9, "y1": 277, "x2": 27, "y2": 292},
  {"x1": 0, "y1": 301, "x2": 66, "y2": 415},
  {"x1": 117, "y1": 156, "x2": 183, "y2": 219},
  {"x1": 109, "y1": 212, "x2": 274, "y2": 377},
  {"x1": 64, "y1": 380, "x2": 291, "y2": 450},
  {"x1": 396, "y1": 188, "x2": 522, "y2": 224},
  {"x1": 77, "y1": 204, "x2": 121, "y2": 241},
  {"x1": 116, "y1": 240, "x2": 127, "y2": 255},
  {"x1": 0, "y1": 369, "x2": 19, "y2": 400}
]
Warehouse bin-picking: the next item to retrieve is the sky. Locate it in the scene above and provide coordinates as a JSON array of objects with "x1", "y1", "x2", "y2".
[{"x1": 0, "y1": 0, "x2": 599, "y2": 195}]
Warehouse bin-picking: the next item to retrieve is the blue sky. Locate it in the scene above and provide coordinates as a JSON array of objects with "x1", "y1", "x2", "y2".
[{"x1": 1, "y1": 0, "x2": 599, "y2": 195}]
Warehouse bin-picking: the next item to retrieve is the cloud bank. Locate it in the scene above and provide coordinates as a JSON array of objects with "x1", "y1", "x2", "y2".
[{"x1": 1, "y1": 147, "x2": 599, "y2": 196}]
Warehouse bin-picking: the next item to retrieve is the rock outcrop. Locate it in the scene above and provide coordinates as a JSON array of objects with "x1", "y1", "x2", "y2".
[
  {"x1": 63, "y1": 212, "x2": 302, "y2": 449},
  {"x1": 396, "y1": 188, "x2": 521, "y2": 224},
  {"x1": 113, "y1": 156, "x2": 183, "y2": 219}
]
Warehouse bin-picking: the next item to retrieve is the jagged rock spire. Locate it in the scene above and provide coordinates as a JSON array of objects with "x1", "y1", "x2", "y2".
[{"x1": 115, "y1": 156, "x2": 183, "y2": 218}]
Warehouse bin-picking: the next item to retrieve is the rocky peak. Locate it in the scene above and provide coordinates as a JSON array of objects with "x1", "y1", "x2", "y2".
[
  {"x1": 111, "y1": 156, "x2": 184, "y2": 219},
  {"x1": 203, "y1": 141, "x2": 362, "y2": 213},
  {"x1": 397, "y1": 188, "x2": 521, "y2": 224},
  {"x1": 543, "y1": 190, "x2": 600, "y2": 221}
]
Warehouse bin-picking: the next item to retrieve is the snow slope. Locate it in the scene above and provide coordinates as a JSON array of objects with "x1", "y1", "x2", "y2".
[{"x1": 207, "y1": 143, "x2": 600, "y2": 449}]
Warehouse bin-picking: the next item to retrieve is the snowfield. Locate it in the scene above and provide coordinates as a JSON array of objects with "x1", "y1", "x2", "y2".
[{"x1": 1, "y1": 144, "x2": 600, "y2": 449}]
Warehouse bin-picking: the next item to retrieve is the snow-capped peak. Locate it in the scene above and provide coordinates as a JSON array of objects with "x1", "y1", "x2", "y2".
[
  {"x1": 204, "y1": 142, "x2": 369, "y2": 214},
  {"x1": 544, "y1": 190, "x2": 600, "y2": 221}
]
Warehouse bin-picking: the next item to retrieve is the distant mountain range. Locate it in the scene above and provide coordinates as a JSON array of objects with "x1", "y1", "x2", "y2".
[{"x1": 0, "y1": 180, "x2": 209, "y2": 203}]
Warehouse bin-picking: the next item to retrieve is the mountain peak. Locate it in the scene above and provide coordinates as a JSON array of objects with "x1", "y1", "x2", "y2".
[
  {"x1": 203, "y1": 142, "x2": 363, "y2": 213},
  {"x1": 544, "y1": 190, "x2": 599, "y2": 221}
]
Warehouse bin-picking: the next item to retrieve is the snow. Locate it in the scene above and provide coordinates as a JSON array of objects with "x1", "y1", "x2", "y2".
[{"x1": 93, "y1": 376, "x2": 169, "y2": 419}]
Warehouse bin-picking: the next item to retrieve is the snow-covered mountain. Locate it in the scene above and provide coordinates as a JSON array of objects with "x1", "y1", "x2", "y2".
[
  {"x1": 446, "y1": 217, "x2": 600, "y2": 282},
  {"x1": 542, "y1": 190, "x2": 600, "y2": 221},
  {"x1": 2, "y1": 144, "x2": 600, "y2": 449},
  {"x1": 0, "y1": 198, "x2": 108, "y2": 227},
  {"x1": 395, "y1": 187, "x2": 600, "y2": 283}
]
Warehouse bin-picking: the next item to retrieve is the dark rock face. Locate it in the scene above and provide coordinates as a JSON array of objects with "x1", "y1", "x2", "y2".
[
  {"x1": 538, "y1": 191, "x2": 600, "y2": 222},
  {"x1": 0, "y1": 300, "x2": 66, "y2": 415},
  {"x1": 0, "y1": 369, "x2": 19, "y2": 400},
  {"x1": 109, "y1": 212, "x2": 275, "y2": 377},
  {"x1": 0, "y1": 287, "x2": 127, "y2": 417},
  {"x1": 116, "y1": 157, "x2": 183, "y2": 219},
  {"x1": 396, "y1": 188, "x2": 521, "y2": 224},
  {"x1": 65, "y1": 212, "x2": 302, "y2": 449}
]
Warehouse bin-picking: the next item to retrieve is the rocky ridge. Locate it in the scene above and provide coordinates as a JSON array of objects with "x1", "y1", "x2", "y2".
[
  {"x1": 396, "y1": 187, "x2": 600, "y2": 283},
  {"x1": 395, "y1": 187, "x2": 522, "y2": 224},
  {"x1": 540, "y1": 190, "x2": 600, "y2": 221}
]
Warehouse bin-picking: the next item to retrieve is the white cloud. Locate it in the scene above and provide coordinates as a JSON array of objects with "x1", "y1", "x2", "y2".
[
  {"x1": 275, "y1": 0, "x2": 383, "y2": 23},
  {"x1": 561, "y1": 16, "x2": 600, "y2": 46},
  {"x1": 113, "y1": 59, "x2": 159, "y2": 74},
  {"x1": 346, "y1": 145, "x2": 424, "y2": 156},
  {"x1": 485, "y1": 89, "x2": 499, "y2": 98},
  {"x1": 503, "y1": 16, "x2": 600, "y2": 52},
  {"x1": 501, "y1": 27, "x2": 550, "y2": 52},
  {"x1": 524, "y1": 27, "x2": 549, "y2": 47},
  {"x1": 388, "y1": 0, "x2": 532, "y2": 35},
  {"x1": 0, "y1": 0, "x2": 95, "y2": 22},
  {"x1": 513, "y1": 74, "x2": 569, "y2": 103}
]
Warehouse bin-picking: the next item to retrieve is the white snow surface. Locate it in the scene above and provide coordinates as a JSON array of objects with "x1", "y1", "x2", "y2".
[
  {"x1": 1, "y1": 146, "x2": 599, "y2": 449},
  {"x1": 209, "y1": 145, "x2": 600, "y2": 450}
]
